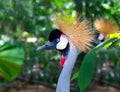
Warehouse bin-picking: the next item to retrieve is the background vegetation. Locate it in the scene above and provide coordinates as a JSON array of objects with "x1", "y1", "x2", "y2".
[{"x1": 0, "y1": 0, "x2": 120, "y2": 92}]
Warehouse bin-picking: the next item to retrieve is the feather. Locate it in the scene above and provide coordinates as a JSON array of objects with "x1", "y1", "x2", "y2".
[
  {"x1": 94, "y1": 18, "x2": 119, "y2": 37},
  {"x1": 54, "y1": 14, "x2": 94, "y2": 52}
]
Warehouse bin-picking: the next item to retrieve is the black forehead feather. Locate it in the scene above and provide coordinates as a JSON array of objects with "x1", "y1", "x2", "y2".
[{"x1": 49, "y1": 29, "x2": 62, "y2": 41}]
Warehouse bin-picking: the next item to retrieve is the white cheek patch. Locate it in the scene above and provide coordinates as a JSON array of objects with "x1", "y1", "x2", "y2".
[
  {"x1": 56, "y1": 34, "x2": 68, "y2": 50},
  {"x1": 98, "y1": 33, "x2": 104, "y2": 41}
]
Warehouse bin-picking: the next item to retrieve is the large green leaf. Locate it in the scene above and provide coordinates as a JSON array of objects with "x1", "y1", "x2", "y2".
[
  {"x1": 77, "y1": 38, "x2": 119, "y2": 92},
  {"x1": 0, "y1": 43, "x2": 25, "y2": 81},
  {"x1": 78, "y1": 50, "x2": 96, "y2": 92}
]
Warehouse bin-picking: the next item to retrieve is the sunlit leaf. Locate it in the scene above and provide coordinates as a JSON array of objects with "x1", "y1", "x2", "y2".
[
  {"x1": 104, "y1": 42, "x2": 113, "y2": 48},
  {"x1": 101, "y1": 3, "x2": 111, "y2": 10},
  {"x1": 108, "y1": 39, "x2": 120, "y2": 47}
]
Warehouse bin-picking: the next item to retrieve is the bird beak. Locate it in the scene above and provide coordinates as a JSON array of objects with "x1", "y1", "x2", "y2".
[{"x1": 37, "y1": 41, "x2": 56, "y2": 51}]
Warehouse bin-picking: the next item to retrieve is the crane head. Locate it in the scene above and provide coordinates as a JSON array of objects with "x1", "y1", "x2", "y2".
[
  {"x1": 38, "y1": 14, "x2": 94, "y2": 67},
  {"x1": 94, "y1": 18, "x2": 119, "y2": 41},
  {"x1": 37, "y1": 29, "x2": 69, "y2": 66}
]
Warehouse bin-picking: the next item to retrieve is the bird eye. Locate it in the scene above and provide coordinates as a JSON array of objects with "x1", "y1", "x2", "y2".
[{"x1": 56, "y1": 38, "x2": 60, "y2": 42}]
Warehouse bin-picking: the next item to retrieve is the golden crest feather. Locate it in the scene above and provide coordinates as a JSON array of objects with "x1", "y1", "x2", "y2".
[
  {"x1": 54, "y1": 14, "x2": 94, "y2": 52},
  {"x1": 94, "y1": 18, "x2": 119, "y2": 36}
]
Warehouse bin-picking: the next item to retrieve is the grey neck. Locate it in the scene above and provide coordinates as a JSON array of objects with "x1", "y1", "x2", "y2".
[{"x1": 56, "y1": 43, "x2": 78, "y2": 92}]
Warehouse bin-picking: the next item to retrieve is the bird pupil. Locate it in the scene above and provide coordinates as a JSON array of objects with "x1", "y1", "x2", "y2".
[{"x1": 56, "y1": 38, "x2": 60, "y2": 42}]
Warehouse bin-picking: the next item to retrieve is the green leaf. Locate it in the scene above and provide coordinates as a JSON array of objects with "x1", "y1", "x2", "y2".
[
  {"x1": 71, "y1": 71, "x2": 79, "y2": 81},
  {"x1": 95, "y1": 38, "x2": 117, "y2": 50},
  {"x1": 78, "y1": 50, "x2": 96, "y2": 92},
  {"x1": 77, "y1": 38, "x2": 118, "y2": 92},
  {"x1": 0, "y1": 43, "x2": 25, "y2": 81},
  {"x1": 108, "y1": 39, "x2": 120, "y2": 48},
  {"x1": 101, "y1": 3, "x2": 111, "y2": 10}
]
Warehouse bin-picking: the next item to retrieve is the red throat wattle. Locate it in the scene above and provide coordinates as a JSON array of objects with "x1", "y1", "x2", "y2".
[{"x1": 60, "y1": 55, "x2": 66, "y2": 67}]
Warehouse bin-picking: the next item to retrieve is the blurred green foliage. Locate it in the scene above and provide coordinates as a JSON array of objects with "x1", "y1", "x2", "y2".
[
  {"x1": 0, "y1": 0, "x2": 119, "y2": 91},
  {"x1": 75, "y1": 0, "x2": 120, "y2": 24},
  {"x1": 0, "y1": 42, "x2": 25, "y2": 81}
]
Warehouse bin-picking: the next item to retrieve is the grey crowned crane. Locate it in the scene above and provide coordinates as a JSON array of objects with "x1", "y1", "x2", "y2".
[
  {"x1": 94, "y1": 18, "x2": 119, "y2": 41},
  {"x1": 37, "y1": 15, "x2": 94, "y2": 92}
]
